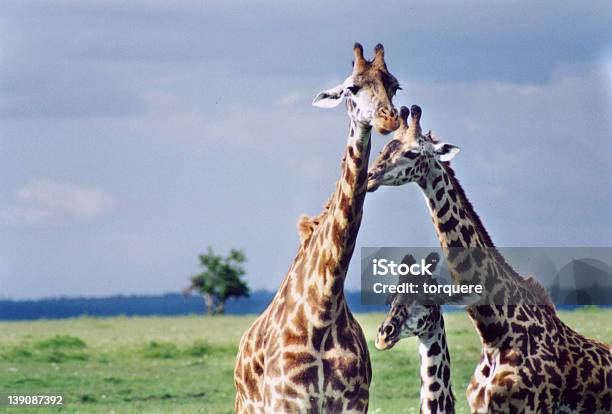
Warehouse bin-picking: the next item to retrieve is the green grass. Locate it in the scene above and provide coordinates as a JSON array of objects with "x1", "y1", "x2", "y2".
[{"x1": 1, "y1": 309, "x2": 610, "y2": 413}]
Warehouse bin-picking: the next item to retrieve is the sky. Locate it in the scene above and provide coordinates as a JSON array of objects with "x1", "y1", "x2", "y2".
[{"x1": 1, "y1": 1, "x2": 611, "y2": 299}]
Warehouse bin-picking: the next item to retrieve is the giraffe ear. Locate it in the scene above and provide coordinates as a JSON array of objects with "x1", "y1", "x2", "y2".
[
  {"x1": 433, "y1": 143, "x2": 460, "y2": 162},
  {"x1": 312, "y1": 77, "x2": 354, "y2": 108}
]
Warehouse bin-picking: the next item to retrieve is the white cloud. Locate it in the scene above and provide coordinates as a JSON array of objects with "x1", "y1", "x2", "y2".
[{"x1": 0, "y1": 179, "x2": 116, "y2": 226}]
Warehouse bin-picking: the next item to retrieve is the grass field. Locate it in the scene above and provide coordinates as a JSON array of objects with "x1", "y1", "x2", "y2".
[{"x1": 1, "y1": 309, "x2": 610, "y2": 413}]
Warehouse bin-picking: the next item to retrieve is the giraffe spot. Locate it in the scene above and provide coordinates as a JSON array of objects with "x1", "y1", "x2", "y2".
[
  {"x1": 475, "y1": 387, "x2": 486, "y2": 407},
  {"x1": 284, "y1": 351, "x2": 316, "y2": 369},
  {"x1": 456, "y1": 256, "x2": 472, "y2": 272},
  {"x1": 438, "y1": 216, "x2": 458, "y2": 233},
  {"x1": 404, "y1": 150, "x2": 418, "y2": 159},
  {"x1": 275, "y1": 384, "x2": 301, "y2": 399},
  {"x1": 324, "y1": 396, "x2": 343, "y2": 412},
  {"x1": 438, "y1": 394, "x2": 445, "y2": 412},
  {"x1": 431, "y1": 174, "x2": 443, "y2": 189},
  {"x1": 253, "y1": 359, "x2": 264, "y2": 376},
  {"x1": 311, "y1": 325, "x2": 328, "y2": 350},
  {"x1": 283, "y1": 328, "x2": 308, "y2": 347},
  {"x1": 427, "y1": 398, "x2": 438, "y2": 413},
  {"x1": 446, "y1": 395, "x2": 454, "y2": 412},
  {"x1": 437, "y1": 199, "x2": 450, "y2": 218},
  {"x1": 460, "y1": 225, "x2": 474, "y2": 243},
  {"x1": 428, "y1": 342, "x2": 441, "y2": 357},
  {"x1": 429, "y1": 381, "x2": 441, "y2": 392},
  {"x1": 443, "y1": 365, "x2": 450, "y2": 385},
  {"x1": 244, "y1": 370, "x2": 261, "y2": 401},
  {"x1": 500, "y1": 349, "x2": 522, "y2": 367},
  {"x1": 331, "y1": 220, "x2": 343, "y2": 251},
  {"x1": 274, "y1": 399, "x2": 300, "y2": 412},
  {"x1": 291, "y1": 365, "x2": 319, "y2": 390}
]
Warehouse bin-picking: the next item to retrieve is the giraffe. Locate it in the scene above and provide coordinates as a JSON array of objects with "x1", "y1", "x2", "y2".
[
  {"x1": 234, "y1": 43, "x2": 400, "y2": 413},
  {"x1": 367, "y1": 105, "x2": 612, "y2": 413},
  {"x1": 375, "y1": 252, "x2": 460, "y2": 414}
]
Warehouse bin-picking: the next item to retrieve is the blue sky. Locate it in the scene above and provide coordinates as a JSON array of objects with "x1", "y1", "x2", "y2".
[{"x1": 1, "y1": 1, "x2": 611, "y2": 299}]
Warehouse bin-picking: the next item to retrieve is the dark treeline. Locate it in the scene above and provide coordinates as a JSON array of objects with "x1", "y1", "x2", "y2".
[
  {"x1": 0, "y1": 291, "x2": 387, "y2": 321},
  {"x1": 1, "y1": 290, "x2": 605, "y2": 321}
]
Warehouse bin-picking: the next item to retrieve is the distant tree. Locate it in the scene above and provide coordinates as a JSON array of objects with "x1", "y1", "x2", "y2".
[{"x1": 184, "y1": 247, "x2": 250, "y2": 315}]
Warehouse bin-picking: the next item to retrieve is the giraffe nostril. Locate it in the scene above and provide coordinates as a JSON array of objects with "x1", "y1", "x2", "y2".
[
  {"x1": 384, "y1": 324, "x2": 395, "y2": 337},
  {"x1": 377, "y1": 107, "x2": 397, "y2": 121}
]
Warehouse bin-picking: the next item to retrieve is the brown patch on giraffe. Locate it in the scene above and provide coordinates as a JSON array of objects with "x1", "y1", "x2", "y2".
[
  {"x1": 331, "y1": 219, "x2": 343, "y2": 250},
  {"x1": 291, "y1": 365, "x2": 320, "y2": 390},
  {"x1": 274, "y1": 384, "x2": 302, "y2": 399},
  {"x1": 274, "y1": 399, "x2": 300, "y2": 413},
  {"x1": 244, "y1": 369, "x2": 261, "y2": 402},
  {"x1": 492, "y1": 371, "x2": 515, "y2": 391},
  {"x1": 339, "y1": 192, "x2": 351, "y2": 219},
  {"x1": 324, "y1": 396, "x2": 344, "y2": 412},
  {"x1": 283, "y1": 351, "x2": 316, "y2": 370},
  {"x1": 500, "y1": 348, "x2": 522, "y2": 367},
  {"x1": 475, "y1": 386, "x2": 486, "y2": 407},
  {"x1": 283, "y1": 327, "x2": 308, "y2": 347}
]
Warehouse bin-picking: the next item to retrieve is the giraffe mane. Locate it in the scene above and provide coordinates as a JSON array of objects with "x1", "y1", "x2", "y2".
[
  {"x1": 441, "y1": 162, "x2": 496, "y2": 247},
  {"x1": 441, "y1": 163, "x2": 555, "y2": 309},
  {"x1": 296, "y1": 215, "x2": 316, "y2": 245},
  {"x1": 296, "y1": 193, "x2": 334, "y2": 246},
  {"x1": 523, "y1": 276, "x2": 554, "y2": 307}
]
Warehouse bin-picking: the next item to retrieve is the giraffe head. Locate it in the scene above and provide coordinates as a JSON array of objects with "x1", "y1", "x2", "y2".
[
  {"x1": 367, "y1": 105, "x2": 460, "y2": 191},
  {"x1": 375, "y1": 252, "x2": 443, "y2": 350},
  {"x1": 376, "y1": 251, "x2": 479, "y2": 350},
  {"x1": 313, "y1": 43, "x2": 400, "y2": 135}
]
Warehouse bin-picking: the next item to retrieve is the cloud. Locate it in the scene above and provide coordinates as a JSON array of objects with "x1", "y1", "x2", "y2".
[{"x1": 0, "y1": 179, "x2": 116, "y2": 226}]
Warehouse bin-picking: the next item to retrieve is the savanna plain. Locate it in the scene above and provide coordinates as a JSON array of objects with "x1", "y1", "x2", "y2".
[{"x1": 2, "y1": 309, "x2": 611, "y2": 413}]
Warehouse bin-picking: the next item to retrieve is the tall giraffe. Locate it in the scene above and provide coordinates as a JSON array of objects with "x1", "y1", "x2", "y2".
[
  {"x1": 376, "y1": 252, "x2": 459, "y2": 414},
  {"x1": 234, "y1": 43, "x2": 400, "y2": 414},
  {"x1": 368, "y1": 106, "x2": 611, "y2": 413}
]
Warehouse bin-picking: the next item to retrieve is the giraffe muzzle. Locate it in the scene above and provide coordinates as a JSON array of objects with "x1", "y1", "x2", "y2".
[
  {"x1": 373, "y1": 108, "x2": 400, "y2": 135},
  {"x1": 375, "y1": 324, "x2": 398, "y2": 350}
]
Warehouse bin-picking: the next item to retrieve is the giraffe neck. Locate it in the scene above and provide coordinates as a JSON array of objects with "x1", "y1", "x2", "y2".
[
  {"x1": 419, "y1": 162, "x2": 493, "y2": 250},
  {"x1": 418, "y1": 315, "x2": 455, "y2": 414},
  {"x1": 289, "y1": 113, "x2": 371, "y2": 317},
  {"x1": 418, "y1": 162, "x2": 499, "y2": 302},
  {"x1": 418, "y1": 162, "x2": 554, "y2": 345}
]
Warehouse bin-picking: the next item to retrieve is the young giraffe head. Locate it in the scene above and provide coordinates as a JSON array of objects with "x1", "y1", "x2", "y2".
[
  {"x1": 367, "y1": 105, "x2": 460, "y2": 191},
  {"x1": 313, "y1": 43, "x2": 400, "y2": 134},
  {"x1": 375, "y1": 252, "x2": 443, "y2": 350}
]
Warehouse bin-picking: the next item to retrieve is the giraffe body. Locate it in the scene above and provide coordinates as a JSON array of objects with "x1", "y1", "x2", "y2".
[
  {"x1": 368, "y1": 106, "x2": 612, "y2": 413},
  {"x1": 234, "y1": 43, "x2": 400, "y2": 413}
]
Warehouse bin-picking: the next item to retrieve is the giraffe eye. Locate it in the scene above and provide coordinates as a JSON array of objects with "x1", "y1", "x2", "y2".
[{"x1": 347, "y1": 85, "x2": 361, "y2": 94}]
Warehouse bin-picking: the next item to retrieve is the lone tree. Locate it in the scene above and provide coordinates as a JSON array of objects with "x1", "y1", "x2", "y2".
[{"x1": 184, "y1": 247, "x2": 250, "y2": 315}]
